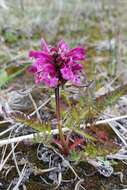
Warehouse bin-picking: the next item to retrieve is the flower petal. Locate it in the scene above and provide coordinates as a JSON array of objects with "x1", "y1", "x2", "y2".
[
  {"x1": 72, "y1": 76, "x2": 81, "y2": 85},
  {"x1": 34, "y1": 72, "x2": 43, "y2": 84},
  {"x1": 60, "y1": 66, "x2": 74, "y2": 80},
  {"x1": 41, "y1": 38, "x2": 50, "y2": 52},
  {"x1": 34, "y1": 70, "x2": 58, "y2": 87},
  {"x1": 68, "y1": 47, "x2": 86, "y2": 61},
  {"x1": 42, "y1": 73, "x2": 58, "y2": 87},
  {"x1": 28, "y1": 38, "x2": 86, "y2": 88},
  {"x1": 48, "y1": 77, "x2": 58, "y2": 87},
  {"x1": 28, "y1": 65, "x2": 37, "y2": 73},
  {"x1": 57, "y1": 40, "x2": 69, "y2": 52},
  {"x1": 29, "y1": 50, "x2": 52, "y2": 61},
  {"x1": 42, "y1": 64, "x2": 56, "y2": 75},
  {"x1": 72, "y1": 63, "x2": 83, "y2": 71}
]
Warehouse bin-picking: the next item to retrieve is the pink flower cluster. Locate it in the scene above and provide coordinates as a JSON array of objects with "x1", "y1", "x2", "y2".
[{"x1": 28, "y1": 39, "x2": 86, "y2": 87}]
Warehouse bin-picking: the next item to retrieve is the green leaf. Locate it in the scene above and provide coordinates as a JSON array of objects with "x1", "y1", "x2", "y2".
[
  {"x1": 81, "y1": 83, "x2": 127, "y2": 123},
  {"x1": 84, "y1": 143, "x2": 97, "y2": 157},
  {"x1": 96, "y1": 83, "x2": 127, "y2": 113},
  {"x1": 74, "y1": 128, "x2": 96, "y2": 141},
  {"x1": 70, "y1": 150, "x2": 81, "y2": 162},
  {"x1": 12, "y1": 113, "x2": 51, "y2": 133},
  {"x1": 0, "y1": 64, "x2": 29, "y2": 88},
  {"x1": 0, "y1": 69, "x2": 8, "y2": 87}
]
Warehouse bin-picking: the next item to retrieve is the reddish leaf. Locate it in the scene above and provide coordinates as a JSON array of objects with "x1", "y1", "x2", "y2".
[
  {"x1": 69, "y1": 138, "x2": 84, "y2": 151},
  {"x1": 96, "y1": 131, "x2": 108, "y2": 141}
]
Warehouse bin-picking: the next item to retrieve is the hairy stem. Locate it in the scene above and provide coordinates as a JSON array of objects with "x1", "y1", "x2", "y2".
[{"x1": 55, "y1": 86, "x2": 68, "y2": 153}]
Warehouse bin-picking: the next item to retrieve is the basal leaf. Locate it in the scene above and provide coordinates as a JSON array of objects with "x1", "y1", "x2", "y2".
[
  {"x1": 12, "y1": 112, "x2": 51, "y2": 133},
  {"x1": 74, "y1": 128, "x2": 96, "y2": 141},
  {"x1": 96, "y1": 83, "x2": 127, "y2": 113},
  {"x1": 82, "y1": 83, "x2": 127, "y2": 123}
]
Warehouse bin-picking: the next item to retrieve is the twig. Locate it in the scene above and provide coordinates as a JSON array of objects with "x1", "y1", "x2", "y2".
[
  {"x1": 7, "y1": 181, "x2": 13, "y2": 190},
  {"x1": 1, "y1": 114, "x2": 127, "y2": 146},
  {"x1": 75, "y1": 179, "x2": 85, "y2": 190},
  {"x1": 53, "y1": 164, "x2": 62, "y2": 190},
  {"x1": 12, "y1": 163, "x2": 27, "y2": 190},
  {"x1": 107, "y1": 148, "x2": 127, "y2": 160},
  {"x1": 107, "y1": 121, "x2": 127, "y2": 146},
  {"x1": 11, "y1": 143, "x2": 21, "y2": 176},
  {"x1": 52, "y1": 147, "x2": 81, "y2": 180},
  {"x1": 0, "y1": 129, "x2": 14, "y2": 164},
  {"x1": 40, "y1": 176, "x2": 52, "y2": 185},
  {"x1": 0, "y1": 143, "x2": 18, "y2": 171},
  {"x1": 28, "y1": 93, "x2": 42, "y2": 123},
  {"x1": 0, "y1": 120, "x2": 12, "y2": 124},
  {"x1": 0, "y1": 128, "x2": 69, "y2": 147},
  {"x1": 0, "y1": 124, "x2": 17, "y2": 137},
  {"x1": 29, "y1": 97, "x2": 51, "y2": 116},
  {"x1": 33, "y1": 167, "x2": 57, "y2": 175},
  {"x1": 95, "y1": 114, "x2": 127, "y2": 125}
]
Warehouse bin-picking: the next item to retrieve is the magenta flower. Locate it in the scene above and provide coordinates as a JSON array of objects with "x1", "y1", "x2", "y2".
[{"x1": 28, "y1": 39, "x2": 86, "y2": 87}]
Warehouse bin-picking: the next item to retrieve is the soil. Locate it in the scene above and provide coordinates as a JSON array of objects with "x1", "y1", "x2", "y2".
[{"x1": 0, "y1": 139, "x2": 127, "y2": 190}]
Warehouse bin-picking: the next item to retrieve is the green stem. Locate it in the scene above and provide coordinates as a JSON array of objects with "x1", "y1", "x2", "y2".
[{"x1": 55, "y1": 86, "x2": 68, "y2": 152}]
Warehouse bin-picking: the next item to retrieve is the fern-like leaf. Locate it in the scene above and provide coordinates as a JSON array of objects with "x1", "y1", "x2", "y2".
[
  {"x1": 80, "y1": 83, "x2": 127, "y2": 123},
  {"x1": 11, "y1": 112, "x2": 51, "y2": 133}
]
